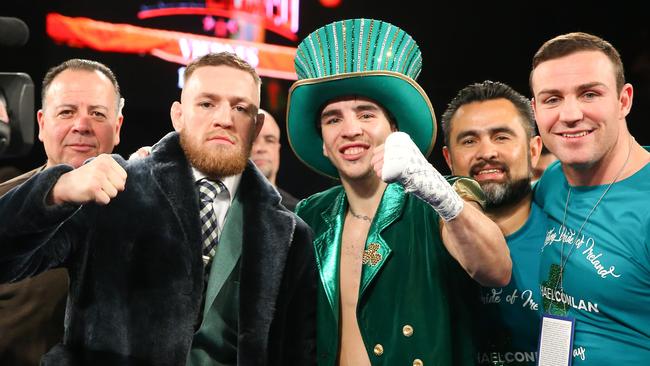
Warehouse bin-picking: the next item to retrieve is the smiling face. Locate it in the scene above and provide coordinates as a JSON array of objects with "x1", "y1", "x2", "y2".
[
  {"x1": 320, "y1": 97, "x2": 396, "y2": 181},
  {"x1": 171, "y1": 65, "x2": 263, "y2": 178},
  {"x1": 531, "y1": 50, "x2": 633, "y2": 173},
  {"x1": 443, "y1": 98, "x2": 541, "y2": 209},
  {"x1": 37, "y1": 69, "x2": 123, "y2": 168}
]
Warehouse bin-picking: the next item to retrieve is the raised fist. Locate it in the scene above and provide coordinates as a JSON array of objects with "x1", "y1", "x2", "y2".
[{"x1": 50, "y1": 154, "x2": 127, "y2": 205}]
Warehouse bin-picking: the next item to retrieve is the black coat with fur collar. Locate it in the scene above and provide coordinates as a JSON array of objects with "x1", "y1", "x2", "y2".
[{"x1": 0, "y1": 132, "x2": 316, "y2": 366}]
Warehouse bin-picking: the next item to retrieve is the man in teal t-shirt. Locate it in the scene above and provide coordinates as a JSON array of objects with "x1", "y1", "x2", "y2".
[
  {"x1": 442, "y1": 80, "x2": 547, "y2": 365},
  {"x1": 530, "y1": 32, "x2": 650, "y2": 364}
]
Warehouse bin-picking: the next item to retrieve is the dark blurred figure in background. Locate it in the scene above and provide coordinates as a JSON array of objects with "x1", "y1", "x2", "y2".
[{"x1": 251, "y1": 108, "x2": 299, "y2": 210}]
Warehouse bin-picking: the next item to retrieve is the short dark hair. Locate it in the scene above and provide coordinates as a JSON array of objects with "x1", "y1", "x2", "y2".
[
  {"x1": 441, "y1": 80, "x2": 535, "y2": 146},
  {"x1": 184, "y1": 52, "x2": 261, "y2": 87},
  {"x1": 530, "y1": 32, "x2": 625, "y2": 93}
]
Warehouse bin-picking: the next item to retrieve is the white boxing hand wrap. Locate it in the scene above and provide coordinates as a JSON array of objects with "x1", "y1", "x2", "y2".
[{"x1": 382, "y1": 132, "x2": 464, "y2": 221}]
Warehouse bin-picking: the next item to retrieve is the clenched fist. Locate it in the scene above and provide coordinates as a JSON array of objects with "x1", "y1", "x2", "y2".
[
  {"x1": 372, "y1": 132, "x2": 464, "y2": 221},
  {"x1": 49, "y1": 154, "x2": 127, "y2": 205}
]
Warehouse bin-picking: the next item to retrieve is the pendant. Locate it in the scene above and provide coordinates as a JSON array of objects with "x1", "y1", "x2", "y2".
[
  {"x1": 362, "y1": 243, "x2": 382, "y2": 266},
  {"x1": 541, "y1": 264, "x2": 569, "y2": 316}
]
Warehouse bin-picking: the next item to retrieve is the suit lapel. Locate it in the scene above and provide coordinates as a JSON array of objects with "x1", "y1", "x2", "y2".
[
  {"x1": 313, "y1": 190, "x2": 346, "y2": 326},
  {"x1": 358, "y1": 183, "x2": 404, "y2": 296}
]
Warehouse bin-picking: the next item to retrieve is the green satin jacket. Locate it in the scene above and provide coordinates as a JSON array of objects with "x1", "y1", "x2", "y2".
[{"x1": 296, "y1": 182, "x2": 480, "y2": 366}]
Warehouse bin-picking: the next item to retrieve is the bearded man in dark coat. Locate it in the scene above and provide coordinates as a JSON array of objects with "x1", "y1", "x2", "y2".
[{"x1": 0, "y1": 52, "x2": 316, "y2": 366}]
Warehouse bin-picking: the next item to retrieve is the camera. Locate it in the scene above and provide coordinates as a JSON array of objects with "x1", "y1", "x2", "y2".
[
  {"x1": 0, "y1": 73, "x2": 34, "y2": 157},
  {"x1": 0, "y1": 16, "x2": 35, "y2": 158}
]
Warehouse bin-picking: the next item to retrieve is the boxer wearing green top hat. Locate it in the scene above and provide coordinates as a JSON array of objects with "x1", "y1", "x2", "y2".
[{"x1": 290, "y1": 19, "x2": 512, "y2": 365}]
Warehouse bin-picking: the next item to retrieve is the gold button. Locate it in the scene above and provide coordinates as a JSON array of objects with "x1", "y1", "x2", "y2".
[
  {"x1": 373, "y1": 344, "x2": 384, "y2": 356},
  {"x1": 402, "y1": 324, "x2": 414, "y2": 337},
  {"x1": 413, "y1": 359, "x2": 423, "y2": 366}
]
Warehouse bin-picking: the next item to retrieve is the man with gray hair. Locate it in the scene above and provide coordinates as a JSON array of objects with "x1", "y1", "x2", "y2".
[{"x1": 0, "y1": 58, "x2": 124, "y2": 366}]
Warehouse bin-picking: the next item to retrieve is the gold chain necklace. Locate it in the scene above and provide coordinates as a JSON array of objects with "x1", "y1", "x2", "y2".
[
  {"x1": 348, "y1": 207, "x2": 373, "y2": 222},
  {"x1": 556, "y1": 137, "x2": 632, "y2": 291}
]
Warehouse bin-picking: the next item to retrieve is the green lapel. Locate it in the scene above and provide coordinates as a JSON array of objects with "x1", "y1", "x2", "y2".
[
  {"x1": 313, "y1": 190, "x2": 345, "y2": 327},
  {"x1": 203, "y1": 191, "x2": 243, "y2": 316},
  {"x1": 358, "y1": 183, "x2": 404, "y2": 296}
]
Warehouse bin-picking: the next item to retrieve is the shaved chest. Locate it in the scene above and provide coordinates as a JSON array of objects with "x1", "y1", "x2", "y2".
[
  {"x1": 339, "y1": 217, "x2": 371, "y2": 303},
  {"x1": 338, "y1": 217, "x2": 372, "y2": 366}
]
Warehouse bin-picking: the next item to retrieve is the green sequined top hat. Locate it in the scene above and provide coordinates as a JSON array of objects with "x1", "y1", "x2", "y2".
[{"x1": 286, "y1": 18, "x2": 437, "y2": 179}]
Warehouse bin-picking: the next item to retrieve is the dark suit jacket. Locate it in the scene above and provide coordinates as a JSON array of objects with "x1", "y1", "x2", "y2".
[
  {"x1": 0, "y1": 165, "x2": 68, "y2": 366},
  {"x1": 0, "y1": 132, "x2": 316, "y2": 366}
]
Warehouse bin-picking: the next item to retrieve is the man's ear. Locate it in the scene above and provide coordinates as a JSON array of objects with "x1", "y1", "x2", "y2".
[
  {"x1": 36, "y1": 109, "x2": 45, "y2": 142},
  {"x1": 253, "y1": 112, "x2": 265, "y2": 139},
  {"x1": 257, "y1": 111, "x2": 266, "y2": 125},
  {"x1": 618, "y1": 83, "x2": 634, "y2": 119},
  {"x1": 170, "y1": 101, "x2": 183, "y2": 132},
  {"x1": 529, "y1": 135, "x2": 543, "y2": 168},
  {"x1": 442, "y1": 146, "x2": 453, "y2": 172},
  {"x1": 113, "y1": 114, "x2": 124, "y2": 146}
]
